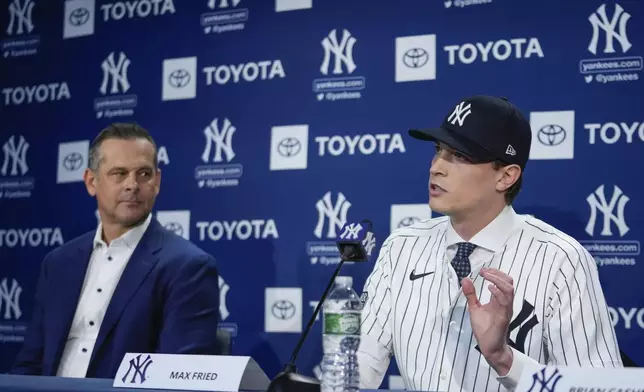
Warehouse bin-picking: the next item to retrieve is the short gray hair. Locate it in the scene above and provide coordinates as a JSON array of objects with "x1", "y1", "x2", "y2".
[{"x1": 88, "y1": 123, "x2": 157, "y2": 172}]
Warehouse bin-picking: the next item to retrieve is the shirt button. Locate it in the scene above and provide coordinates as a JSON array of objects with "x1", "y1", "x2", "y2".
[
  {"x1": 440, "y1": 373, "x2": 447, "y2": 380},
  {"x1": 82, "y1": 348, "x2": 87, "y2": 353}
]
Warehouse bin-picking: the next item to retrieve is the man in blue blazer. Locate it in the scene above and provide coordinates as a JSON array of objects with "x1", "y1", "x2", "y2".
[{"x1": 10, "y1": 123, "x2": 221, "y2": 378}]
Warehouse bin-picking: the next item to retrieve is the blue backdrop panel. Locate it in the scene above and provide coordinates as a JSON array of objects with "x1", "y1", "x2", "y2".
[{"x1": 1, "y1": 0, "x2": 643, "y2": 388}]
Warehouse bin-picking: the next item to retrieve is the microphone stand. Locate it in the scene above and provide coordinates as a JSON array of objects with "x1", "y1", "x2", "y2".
[{"x1": 266, "y1": 259, "x2": 347, "y2": 392}]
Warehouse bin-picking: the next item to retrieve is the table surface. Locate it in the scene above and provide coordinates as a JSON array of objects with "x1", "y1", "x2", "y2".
[{"x1": 0, "y1": 374, "x2": 410, "y2": 392}]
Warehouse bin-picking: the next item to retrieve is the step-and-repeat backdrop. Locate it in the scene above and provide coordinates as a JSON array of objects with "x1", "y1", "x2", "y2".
[{"x1": 1, "y1": 0, "x2": 642, "y2": 387}]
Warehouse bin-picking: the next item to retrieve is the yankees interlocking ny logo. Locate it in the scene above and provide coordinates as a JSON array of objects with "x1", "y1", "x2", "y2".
[
  {"x1": 585, "y1": 184, "x2": 629, "y2": 237},
  {"x1": 100, "y1": 52, "x2": 131, "y2": 95},
  {"x1": 121, "y1": 354, "x2": 153, "y2": 384},
  {"x1": 6, "y1": 0, "x2": 34, "y2": 36},
  {"x1": 588, "y1": 4, "x2": 632, "y2": 55},
  {"x1": 475, "y1": 299, "x2": 539, "y2": 355},
  {"x1": 527, "y1": 367, "x2": 562, "y2": 392},
  {"x1": 447, "y1": 101, "x2": 472, "y2": 126},
  {"x1": 0, "y1": 278, "x2": 22, "y2": 320},
  {"x1": 1, "y1": 135, "x2": 29, "y2": 176},
  {"x1": 208, "y1": 0, "x2": 241, "y2": 9},
  {"x1": 320, "y1": 29, "x2": 357, "y2": 75},
  {"x1": 339, "y1": 223, "x2": 362, "y2": 240},
  {"x1": 202, "y1": 118, "x2": 236, "y2": 163},
  {"x1": 362, "y1": 231, "x2": 376, "y2": 256},
  {"x1": 314, "y1": 191, "x2": 351, "y2": 239}
]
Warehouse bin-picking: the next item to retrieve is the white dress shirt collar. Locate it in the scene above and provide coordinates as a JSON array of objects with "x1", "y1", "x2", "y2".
[
  {"x1": 445, "y1": 205, "x2": 521, "y2": 253},
  {"x1": 93, "y1": 213, "x2": 153, "y2": 250}
]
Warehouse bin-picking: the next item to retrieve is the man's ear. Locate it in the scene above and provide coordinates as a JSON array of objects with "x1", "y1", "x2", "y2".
[
  {"x1": 154, "y1": 168, "x2": 161, "y2": 196},
  {"x1": 496, "y1": 164, "x2": 521, "y2": 192},
  {"x1": 84, "y1": 168, "x2": 97, "y2": 196}
]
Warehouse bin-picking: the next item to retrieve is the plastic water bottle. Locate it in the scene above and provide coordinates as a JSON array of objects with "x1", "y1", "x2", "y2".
[{"x1": 321, "y1": 276, "x2": 362, "y2": 392}]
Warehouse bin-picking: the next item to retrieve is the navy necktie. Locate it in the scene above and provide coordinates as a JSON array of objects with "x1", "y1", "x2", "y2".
[{"x1": 451, "y1": 242, "x2": 476, "y2": 282}]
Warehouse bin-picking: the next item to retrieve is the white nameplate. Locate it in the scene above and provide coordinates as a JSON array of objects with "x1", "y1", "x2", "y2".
[
  {"x1": 515, "y1": 365, "x2": 644, "y2": 391},
  {"x1": 113, "y1": 353, "x2": 270, "y2": 392}
]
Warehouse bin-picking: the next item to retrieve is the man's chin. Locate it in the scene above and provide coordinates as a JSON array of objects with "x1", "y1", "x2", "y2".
[
  {"x1": 429, "y1": 198, "x2": 449, "y2": 215},
  {"x1": 116, "y1": 211, "x2": 149, "y2": 228}
]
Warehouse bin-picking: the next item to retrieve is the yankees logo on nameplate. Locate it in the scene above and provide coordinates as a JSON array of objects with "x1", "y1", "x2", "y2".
[
  {"x1": 113, "y1": 353, "x2": 270, "y2": 391},
  {"x1": 515, "y1": 366, "x2": 644, "y2": 392}
]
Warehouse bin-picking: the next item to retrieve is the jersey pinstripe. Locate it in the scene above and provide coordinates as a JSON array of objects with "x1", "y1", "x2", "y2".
[{"x1": 357, "y1": 209, "x2": 622, "y2": 392}]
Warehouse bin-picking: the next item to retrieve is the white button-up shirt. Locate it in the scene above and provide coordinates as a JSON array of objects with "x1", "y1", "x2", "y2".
[{"x1": 56, "y1": 214, "x2": 152, "y2": 378}]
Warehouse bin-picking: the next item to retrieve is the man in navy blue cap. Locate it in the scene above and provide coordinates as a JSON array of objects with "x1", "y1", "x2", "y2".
[
  {"x1": 408, "y1": 95, "x2": 532, "y2": 226},
  {"x1": 357, "y1": 96, "x2": 622, "y2": 392}
]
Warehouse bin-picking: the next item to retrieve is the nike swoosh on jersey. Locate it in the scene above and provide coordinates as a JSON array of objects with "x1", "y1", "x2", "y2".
[{"x1": 409, "y1": 270, "x2": 435, "y2": 281}]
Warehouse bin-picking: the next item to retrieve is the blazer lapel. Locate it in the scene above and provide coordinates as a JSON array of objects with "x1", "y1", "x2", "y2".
[
  {"x1": 49, "y1": 233, "x2": 94, "y2": 374},
  {"x1": 89, "y1": 219, "x2": 164, "y2": 365}
]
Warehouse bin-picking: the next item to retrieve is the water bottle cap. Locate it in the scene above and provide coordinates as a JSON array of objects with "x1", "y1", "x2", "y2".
[{"x1": 335, "y1": 276, "x2": 353, "y2": 286}]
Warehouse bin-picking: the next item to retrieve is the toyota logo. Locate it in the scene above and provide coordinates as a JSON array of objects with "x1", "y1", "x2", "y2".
[
  {"x1": 277, "y1": 137, "x2": 301, "y2": 157},
  {"x1": 164, "y1": 222, "x2": 184, "y2": 237},
  {"x1": 398, "y1": 216, "x2": 421, "y2": 228},
  {"x1": 271, "y1": 300, "x2": 296, "y2": 320},
  {"x1": 403, "y1": 48, "x2": 429, "y2": 68},
  {"x1": 168, "y1": 69, "x2": 191, "y2": 88},
  {"x1": 69, "y1": 8, "x2": 90, "y2": 26},
  {"x1": 537, "y1": 124, "x2": 566, "y2": 146},
  {"x1": 63, "y1": 152, "x2": 84, "y2": 171}
]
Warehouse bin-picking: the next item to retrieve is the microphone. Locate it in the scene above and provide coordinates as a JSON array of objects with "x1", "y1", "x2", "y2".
[
  {"x1": 266, "y1": 220, "x2": 377, "y2": 392},
  {"x1": 336, "y1": 220, "x2": 376, "y2": 262}
]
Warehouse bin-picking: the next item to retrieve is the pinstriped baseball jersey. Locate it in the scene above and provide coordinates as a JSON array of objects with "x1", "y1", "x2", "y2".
[{"x1": 357, "y1": 206, "x2": 622, "y2": 391}]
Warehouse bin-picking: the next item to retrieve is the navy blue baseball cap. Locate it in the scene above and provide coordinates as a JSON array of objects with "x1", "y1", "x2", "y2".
[{"x1": 409, "y1": 95, "x2": 532, "y2": 170}]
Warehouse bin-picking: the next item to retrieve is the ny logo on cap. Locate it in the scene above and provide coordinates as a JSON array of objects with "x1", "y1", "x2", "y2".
[{"x1": 447, "y1": 101, "x2": 472, "y2": 127}]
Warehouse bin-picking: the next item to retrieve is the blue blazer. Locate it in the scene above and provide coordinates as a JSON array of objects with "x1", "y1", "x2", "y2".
[{"x1": 10, "y1": 218, "x2": 221, "y2": 378}]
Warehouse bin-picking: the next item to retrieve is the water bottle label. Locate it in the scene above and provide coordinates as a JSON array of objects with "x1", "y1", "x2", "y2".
[{"x1": 324, "y1": 313, "x2": 360, "y2": 335}]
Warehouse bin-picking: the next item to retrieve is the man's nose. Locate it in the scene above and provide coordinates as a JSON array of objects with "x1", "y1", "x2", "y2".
[
  {"x1": 429, "y1": 152, "x2": 447, "y2": 176},
  {"x1": 123, "y1": 172, "x2": 139, "y2": 190}
]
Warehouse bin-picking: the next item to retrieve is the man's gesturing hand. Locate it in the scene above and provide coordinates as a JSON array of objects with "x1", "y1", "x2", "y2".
[{"x1": 462, "y1": 267, "x2": 515, "y2": 376}]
